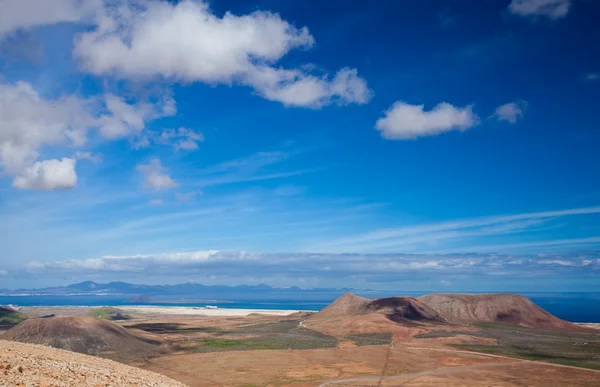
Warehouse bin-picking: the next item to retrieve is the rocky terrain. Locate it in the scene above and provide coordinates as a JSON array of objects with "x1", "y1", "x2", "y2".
[
  {"x1": 0, "y1": 340, "x2": 186, "y2": 386},
  {"x1": 418, "y1": 293, "x2": 594, "y2": 332}
]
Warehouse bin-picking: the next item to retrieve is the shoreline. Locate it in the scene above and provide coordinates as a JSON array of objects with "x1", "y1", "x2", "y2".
[{"x1": 119, "y1": 305, "x2": 313, "y2": 316}]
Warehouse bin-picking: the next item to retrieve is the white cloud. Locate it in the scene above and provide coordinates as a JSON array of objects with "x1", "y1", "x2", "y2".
[
  {"x1": 537, "y1": 259, "x2": 589, "y2": 266},
  {"x1": 0, "y1": 0, "x2": 100, "y2": 38},
  {"x1": 136, "y1": 158, "x2": 177, "y2": 190},
  {"x1": 0, "y1": 80, "x2": 176, "y2": 187},
  {"x1": 0, "y1": 81, "x2": 94, "y2": 174},
  {"x1": 99, "y1": 94, "x2": 176, "y2": 139},
  {"x1": 74, "y1": 151, "x2": 102, "y2": 164},
  {"x1": 508, "y1": 0, "x2": 570, "y2": 19},
  {"x1": 375, "y1": 101, "x2": 479, "y2": 139},
  {"x1": 131, "y1": 135, "x2": 151, "y2": 150},
  {"x1": 247, "y1": 67, "x2": 372, "y2": 107},
  {"x1": 492, "y1": 100, "x2": 528, "y2": 123},
  {"x1": 157, "y1": 127, "x2": 204, "y2": 151},
  {"x1": 0, "y1": 269, "x2": 7, "y2": 276},
  {"x1": 17, "y1": 251, "x2": 600, "y2": 282},
  {"x1": 73, "y1": 0, "x2": 371, "y2": 107},
  {"x1": 149, "y1": 199, "x2": 164, "y2": 206},
  {"x1": 13, "y1": 157, "x2": 78, "y2": 190}
]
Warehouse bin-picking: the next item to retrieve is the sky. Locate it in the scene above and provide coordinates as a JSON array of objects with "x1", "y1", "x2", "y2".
[{"x1": 0, "y1": 0, "x2": 599, "y2": 291}]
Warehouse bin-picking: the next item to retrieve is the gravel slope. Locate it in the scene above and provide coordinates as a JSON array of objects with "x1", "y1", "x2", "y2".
[{"x1": 0, "y1": 340, "x2": 187, "y2": 386}]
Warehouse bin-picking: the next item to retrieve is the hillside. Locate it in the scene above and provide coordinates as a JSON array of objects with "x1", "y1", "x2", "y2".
[
  {"x1": 310, "y1": 293, "x2": 370, "y2": 319},
  {"x1": 0, "y1": 340, "x2": 185, "y2": 386},
  {"x1": 306, "y1": 293, "x2": 446, "y2": 336},
  {"x1": 0, "y1": 316, "x2": 158, "y2": 361},
  {"x1": 418, "y1": 293, "x2": 591, "y2": 332},
  {"x1": 0, "y1": 306, "x2": 28, "y2": 326},
  {"x1": 360, "y1": 296, "x2": 446, "y2": 324},
  {"x1": 313, "y1": 293, "x2": 445, "y2": 324}
]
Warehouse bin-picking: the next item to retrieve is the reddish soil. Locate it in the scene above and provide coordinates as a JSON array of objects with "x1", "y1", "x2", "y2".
[{"x1": 418, "y1": 293, "x2": 595, "y2": 332}]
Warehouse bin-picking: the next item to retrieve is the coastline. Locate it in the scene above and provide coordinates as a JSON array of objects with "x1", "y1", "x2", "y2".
[{"x1": 119, "y1": 305, "x2": 313, "y2": 316}]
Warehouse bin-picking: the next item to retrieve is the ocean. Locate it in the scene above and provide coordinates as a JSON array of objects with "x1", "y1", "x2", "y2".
[{"x1": 1, "y1": 292, "x2": 599, "y2": 323}]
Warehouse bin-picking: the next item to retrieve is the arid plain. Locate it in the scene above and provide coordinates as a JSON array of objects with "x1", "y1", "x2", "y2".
[{"x1": 1, "y1": 293, "x2": 600, "y2": 386}]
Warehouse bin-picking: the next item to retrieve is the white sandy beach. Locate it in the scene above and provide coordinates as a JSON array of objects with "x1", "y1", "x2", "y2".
[{"x1": 119, "y1": 306, "x2": 306, "y2": 317}]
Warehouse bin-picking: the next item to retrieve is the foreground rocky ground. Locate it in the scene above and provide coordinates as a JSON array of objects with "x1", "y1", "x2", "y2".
[{"x1": 0, "y1": 340, "x2": 186, "y2": 387}]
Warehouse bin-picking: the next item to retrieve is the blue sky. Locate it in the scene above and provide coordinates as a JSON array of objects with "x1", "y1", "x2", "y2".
[{"x1": 0, "y1": 0, "x2": 599, "y2": 291}]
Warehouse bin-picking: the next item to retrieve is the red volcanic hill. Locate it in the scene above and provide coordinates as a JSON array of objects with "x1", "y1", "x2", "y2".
[
  {"x1": 0, "y1": 316, "x2": 158, "y2": 360},
  {"x1": 311, "y1": 293, "x2": 446, "y2": 325},
  {"x1": 312, "y1": 293, "x2": 371, "y2": 319},
  {"x1": 418, "y1": 293, "x2": 592, "y2": 332}
]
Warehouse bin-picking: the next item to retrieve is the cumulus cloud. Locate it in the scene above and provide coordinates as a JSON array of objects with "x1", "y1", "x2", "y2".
[
  {"x1": 136, "y1": 158, "x2": 178, "y2": 190},
  {"x1": 1, "y1": 1, "x2": 371, "y2": 108},
  {"x1": 13, "y1": 157, "x2": 78, "y2": 190},
  {"x1": 492, "y1": 100, "x2": 528, "y2": 123},
  {"x1": 99, "y1": 94, "x2": 176, "y2": 138},
  {"x1": 0, "y1": 0, "x2": 100, "y2": 38},
  {"x1": 375, "y1": 101, "x2": 479, "y2": 140},
  {"x1": 157, "y1": 127, "x2": 204, "y2": 151},
  {"x1": 74, "y1": 151, "x2": 102, "y2": 164},
  {"x1": 73, "y1": 0, "x2": 371, "y2": 107},
  {"x1": 0, "y1": 81, "x2": 93, "y2": 174},
  {"x1": 508, "y1": 0, "x2": 570, "y2": 19},
  {"x1": 247, "y1": 67, "x2": 372, "y2": 107},
  {"x1": 0, "y1": 80, "x2": 176, "y2": 187}
]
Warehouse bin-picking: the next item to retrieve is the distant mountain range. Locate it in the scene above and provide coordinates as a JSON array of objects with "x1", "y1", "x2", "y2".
[{"x1": 0, "y1": 281, "x2": 378, "y2": 302}]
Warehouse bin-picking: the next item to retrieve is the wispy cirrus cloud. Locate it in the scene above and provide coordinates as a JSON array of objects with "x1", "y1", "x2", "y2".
[
  {"x1": 313, "y1": 206, "x2": 600, "y2": 253},
  {"x1": 186, "y1": 148, "x2": 325, "y2": 188},
  {"x1": 508, "y1": 0, "x2": 571, "y2": 20}
]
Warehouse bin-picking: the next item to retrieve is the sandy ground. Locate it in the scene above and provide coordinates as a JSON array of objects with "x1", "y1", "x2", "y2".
[
  {"x1": 0, "y1": 340, "x2": 185, "y2": 387},
  {"x1": 120, "y1": 306, "x2": 305, "y2": 316}
]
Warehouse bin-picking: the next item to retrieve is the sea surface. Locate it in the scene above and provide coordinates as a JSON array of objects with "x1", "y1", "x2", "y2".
[{"x1": 1, "y1": 292, "x2": 599, "y2": 323}]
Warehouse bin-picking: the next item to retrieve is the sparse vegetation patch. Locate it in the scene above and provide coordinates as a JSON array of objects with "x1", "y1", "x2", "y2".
[{"x1": 345, "y1": 333, "x2": 392, "y2": 346}]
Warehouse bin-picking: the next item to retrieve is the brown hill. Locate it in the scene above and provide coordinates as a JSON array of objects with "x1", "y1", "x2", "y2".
[
  {"x1": 0, "y1": 316, "x2": 159, "y2": 360},
  {"x1": 311, "y1": 293, "x2": 370, "y2": 319},
  {"x1": 306, "y1": 294, "x2": 446, "y2": 336},
  {"x1": 360, "y1": 297, "x2": 446, "y2": 325},
  {"x1": 0, "y1": 340, "x2": 185, "y2": 386},
  {"x1": 313, "y1": 293, "x2": 445, "y2": 324},
  {"x1": 418, "y1": 293, "x2": 592, "y2": 332}
]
